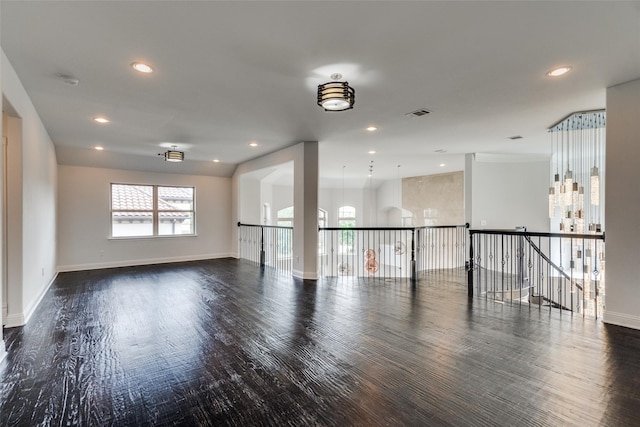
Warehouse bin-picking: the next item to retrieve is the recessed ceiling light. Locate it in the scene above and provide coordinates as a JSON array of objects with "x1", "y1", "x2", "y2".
[
  {"x1": 546, "y1": 66, "x2": 572, "y2": 77},
  {"x1": 131, "y1": 62, "x2": 154, "y2": 73},
  {"x1": 249, "y1": 142, "x2": 258, "y2": 147},
  {"x1": 440, "y1": 163, "x2": 445, "y2": 167},
  {"x1": 93, "y1": 116, "x2": 110, "y2": 124},
  {"x1": 366, "y1": 126, "x2": 378, "y2": 132},
  {"x1": 213, "y1": 159, "x2": 220, "y2": 163},
  {"x1": 94, "y1": 146, "x2": 104, "y2": 151},
  {"x1": 368, "y1": 150, "x2": 376, "y2": 155}
]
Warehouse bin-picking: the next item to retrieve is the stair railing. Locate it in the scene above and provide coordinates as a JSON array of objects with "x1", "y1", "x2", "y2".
[{"x1": 468, "y1": 228, "x2": 605, "y2": 318}]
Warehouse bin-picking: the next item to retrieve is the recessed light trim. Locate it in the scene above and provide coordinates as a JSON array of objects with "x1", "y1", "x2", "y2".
[
  {"x1": 93, "y1": 116, "x2": 110, "y2": 124},
  {"x1": 366, "y1": 126, "x2": 378, "y2": 132},
  {"x1": 213, "y1": 159, "x2": 220, "y2": 163},
  {"x1": 368, "y1": 150, "x2": 376, "y2": 155},
  {"x1": 94, "y1": 146, "x2": 104, "y2": 151},
  {"x1": 131, "y1": 62, "x2": 154, "y2": 73},
  {"x1": 546, "y1": 66, "x2": 572, "y2": 77},
  {"x1": 439, "y1": 163, "x2": 446, "y2": 167},
  {"x1": 249, "y1": 142, "x2": 259, "y2": 147}
]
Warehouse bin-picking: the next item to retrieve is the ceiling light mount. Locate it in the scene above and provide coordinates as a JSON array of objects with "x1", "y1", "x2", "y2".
[
  {"x1": 317, "y1": 74, "x2": 355, "y2": 112},
  {"x1": 160, "y1": 145, "x2": 184, "y2": 162}
]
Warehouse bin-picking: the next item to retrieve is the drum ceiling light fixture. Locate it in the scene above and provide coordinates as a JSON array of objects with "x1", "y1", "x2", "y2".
[
  {"x1": 317, "y1": 73, "x2": 355, "y2": 111},
  {"x1": 160, "y1": 145, "x2": 184, "y2": 162}
]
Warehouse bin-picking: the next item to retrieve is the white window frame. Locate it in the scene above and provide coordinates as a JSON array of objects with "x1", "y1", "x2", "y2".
[{"x1": 110, "y1": 183, "x2": 196, "y2": 238}]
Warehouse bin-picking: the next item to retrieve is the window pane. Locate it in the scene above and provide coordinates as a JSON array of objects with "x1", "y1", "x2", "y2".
[
  {"x1": 339, "y1": 205, "x2": 356, "y2": 218},
  {"x1": 112, "y1": 212, "x2": 153, "y2": 237},
  {"x1": 277, "y1": 206, "x2": 294, "y2": 218},
  {"x1": 159, "y1": 212, "x2": 194, "y2": 235},
  {"x1": 111, "y1": 184, "x2": 153, "y2": 210},
  {"x1": 158, "y1": 186, "x2": 194, "y2": 211},
  {"x1": 338, "y1": 219, "x2": 356, "y2": 228}
]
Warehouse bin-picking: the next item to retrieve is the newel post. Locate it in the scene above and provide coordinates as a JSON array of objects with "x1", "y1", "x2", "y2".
[
  {"x1": 410, "y1": 229, "x2": 417, "y2": 285},
  {"x1": 259, "y1": 226, "x2": 265, "y2": 269}
]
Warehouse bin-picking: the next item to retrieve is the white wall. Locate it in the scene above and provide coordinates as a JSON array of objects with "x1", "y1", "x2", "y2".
[
  {"x1": 57, "y1": 165, "x2": 232, "y2": 271},
  {"x1": 232, "y1": 142, "x2": 319, "y2": 279},
  {"x1": 238, "y1": 175, "x2": 261, "y2": 224},
  {"x1": 2, "y1": 50, "x2": 58, "y2": 327},
  {"x1": 271, "y1": 184, "x2": 294, "y2": 216},
  {"x1": 319, "y1": 188, "x2": 364, "y2": 227},
  {"x1": 376, "y1": 179, "x2": 402, "y2": 227},
  {"x1": 604, "y1": 78, "x2": 640, "y2": 330},
  {"x1": 0, "y1": 13, "x2": 5, "y2": 360},
  {"x1": 469, "y1": 156, "x2": 549, "y2": 231}
]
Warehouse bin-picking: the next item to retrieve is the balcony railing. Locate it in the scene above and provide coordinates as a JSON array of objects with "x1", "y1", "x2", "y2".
[
  {"x1": 238, "y1": 222, "x2": 294, "y2": 273},
  {"x1": 319, "y1": 225, "x2": 468, "y2": 280},
  {"x1": 468, "y1": 229, "x2": 605, "y2": 318},
  {"x1": 239, "y1": 222, "x2": 467, "y2": 282}
]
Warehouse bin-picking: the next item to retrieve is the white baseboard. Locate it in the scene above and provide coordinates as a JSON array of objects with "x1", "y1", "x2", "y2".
[
  {"x1": 57, "y1": 252, "x2": 233, "y2": 272},
  {"x1": 293, "y1": 269, "x2": 319, "y2": 280},
  {"x1": 603, "y1": 310, "x2": 640, "y2": 331},
  {"x1": 3, "y1": 272, "x2": 58, "y2": 328},
  {"x1": 23, "y1": 272, "x2": 58, "y2": 325},
  {"x1": 4, "y1": 312, "x2": 25, "y2": 328},
  {"x1": 0, "y1": 340, "x2": 6, "y2": 365}
]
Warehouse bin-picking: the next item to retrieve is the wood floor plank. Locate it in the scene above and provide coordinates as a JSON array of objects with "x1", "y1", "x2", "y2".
[{"x1": 1, "y1": 259, "x2": 640, "y2": 426}]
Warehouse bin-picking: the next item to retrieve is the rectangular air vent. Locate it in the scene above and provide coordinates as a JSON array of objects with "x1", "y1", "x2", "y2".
[{"x1": 406, "y1": 108, "x2": 431, "y2": 117}]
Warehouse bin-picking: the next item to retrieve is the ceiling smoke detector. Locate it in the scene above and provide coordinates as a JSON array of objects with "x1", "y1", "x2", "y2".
[{"x1": 406, "y1": 108, "x2": 431, "y2": 117}]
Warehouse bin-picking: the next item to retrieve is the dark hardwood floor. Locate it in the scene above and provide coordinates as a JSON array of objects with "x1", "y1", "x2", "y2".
[{"x1": 1, "y1": 259, "x2": 639, "y2": 426}]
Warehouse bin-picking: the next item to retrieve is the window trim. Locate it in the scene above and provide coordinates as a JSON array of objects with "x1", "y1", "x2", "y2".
[{"x1": 110, "y1": 183, "x2": 196, "y2": 239}]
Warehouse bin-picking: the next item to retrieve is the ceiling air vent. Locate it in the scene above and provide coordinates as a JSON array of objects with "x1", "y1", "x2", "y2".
[{"x1": 406, "y1": 108, "x2": 431, "y2": 117}]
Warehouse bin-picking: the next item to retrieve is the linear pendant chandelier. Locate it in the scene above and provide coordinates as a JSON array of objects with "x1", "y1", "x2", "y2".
[{"x1": 548, "y1": 110, "x2": 605, "y2": 234}]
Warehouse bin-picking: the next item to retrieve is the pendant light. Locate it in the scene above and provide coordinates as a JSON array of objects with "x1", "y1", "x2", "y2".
[{"x1": 317, "y1": 73, "x2": 355, "y2": 111}]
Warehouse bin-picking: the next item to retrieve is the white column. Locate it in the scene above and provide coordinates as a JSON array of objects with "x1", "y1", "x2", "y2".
[
  {"x1": 292, "y1": 141, "x2": 319, "y2": 280},
  {"x1": 604, "y1": 78, "x2": 640, "y2": 329},
  {"x1": 0, "y1": 3, "x2": 6, "y2": 361}
]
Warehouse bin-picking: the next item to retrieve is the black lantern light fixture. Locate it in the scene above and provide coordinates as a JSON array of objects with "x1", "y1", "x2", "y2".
[
  {"x1": 317, "y1": 73, "x2": 355, "y2": 111},
  {"x1": 160, "y1": 145, "x2": 184, "y2": 162}
]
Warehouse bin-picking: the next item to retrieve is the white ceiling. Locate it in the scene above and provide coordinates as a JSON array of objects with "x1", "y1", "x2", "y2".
[{"x1": 2, "y1": 1, "x2": 639, "y2": 188}]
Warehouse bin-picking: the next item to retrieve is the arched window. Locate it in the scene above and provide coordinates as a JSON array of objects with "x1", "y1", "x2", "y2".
[
  {"x1": 338, "y1": 205, "x2": 356, "y2": 253},
  {"x1": 318, "y1": 208, "x2": 328, "y2": 255},
  {"x1": 338, "y1": 205, "x2": 356, "y2": 227},
  {"x1": 262, "y1": 203, "x2": 271, "y2": 225},
  {"x1": 277, "y1": 206, "x2": 294, "y2": 227}
]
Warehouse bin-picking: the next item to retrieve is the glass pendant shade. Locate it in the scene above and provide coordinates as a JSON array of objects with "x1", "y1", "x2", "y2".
[
  {"x1": 591, "y1": 167, "x2": 600, "y2": 206},
  {"x1": 317, "y1": 81, "x2": 355, "y2": 111},
  {"x1": 164, "y1": 149, "x2": 184, "y2": 162}
]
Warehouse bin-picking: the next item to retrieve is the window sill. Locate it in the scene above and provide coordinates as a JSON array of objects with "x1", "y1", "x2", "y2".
[{"x1": 108, "y1": 234, "x2": 198, "y2": 241}]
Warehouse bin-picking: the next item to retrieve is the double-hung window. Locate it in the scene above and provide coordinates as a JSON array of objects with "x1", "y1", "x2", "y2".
[{"x1": 110, "y1": 184, "x2": 195, "y2": 238}]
